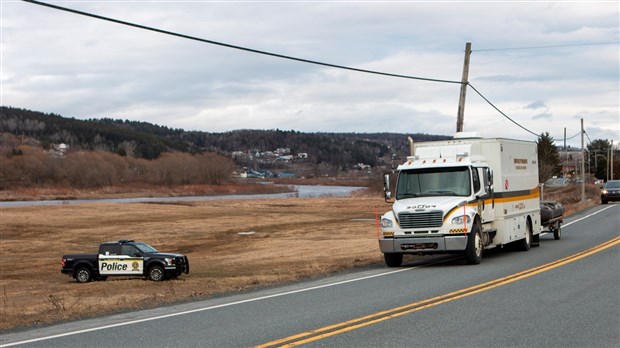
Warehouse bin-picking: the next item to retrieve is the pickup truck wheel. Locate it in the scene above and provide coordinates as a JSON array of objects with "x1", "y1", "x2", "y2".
[
  {"x1": 75, "y1": 267, "x2": 92, "y2": 283},
  {"x1": 148, "y1": 265, "x2": 165, "y2": 281},
  {"x1": 384, "y1": 253, "x2": 403, "y2": 267},
  {"x1": 465, "y1": 224, "x2": 482, "y2": 265}
]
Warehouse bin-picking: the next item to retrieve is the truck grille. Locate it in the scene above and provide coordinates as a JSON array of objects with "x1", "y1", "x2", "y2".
[{"x1": 398, "y1": 211, "x2": 443, "y2": 229}]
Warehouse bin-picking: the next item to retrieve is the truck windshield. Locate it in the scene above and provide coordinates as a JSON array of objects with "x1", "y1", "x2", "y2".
[
  {"x1": 134, "y1": 242, "x2": 158, "y2": 254},
  {"x1": 396, "y1": 166, "x2": 471, "y2": 199}
]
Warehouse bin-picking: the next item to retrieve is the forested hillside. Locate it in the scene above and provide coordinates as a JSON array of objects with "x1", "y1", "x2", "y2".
[{"x1": 0, "y1": 106, "x2": 450, "y2": 168}]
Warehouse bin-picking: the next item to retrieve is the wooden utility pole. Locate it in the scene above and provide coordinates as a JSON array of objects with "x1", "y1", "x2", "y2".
[
  {"x1": 611, "y1": 140, "x2": 615, "y2": 180},
  {"x1": 581, "y1": 118, "x2": 585, "y2": 202},
  {"x1": 456, "y1": 42, "x2": 472, "y2": 133}
]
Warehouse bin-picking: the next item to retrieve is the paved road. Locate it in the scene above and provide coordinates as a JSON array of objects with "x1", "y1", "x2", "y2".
[{"x1": 2, "y1": 204, "x2": 618, "y2": 348}]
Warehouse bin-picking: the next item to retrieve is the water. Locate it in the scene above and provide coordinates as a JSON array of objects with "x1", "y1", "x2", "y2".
[{"x1": 0, "y1": 185, "x2": 364, "y2": 208}]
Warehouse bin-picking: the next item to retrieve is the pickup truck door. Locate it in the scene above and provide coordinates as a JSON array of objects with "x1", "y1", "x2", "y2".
[{"x1": 98, "y1": 245, "x2": 144, "y2": 276}]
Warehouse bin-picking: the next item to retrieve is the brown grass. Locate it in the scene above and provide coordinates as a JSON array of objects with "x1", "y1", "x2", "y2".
[
  {"x1": 0, "y1": 182, "x2": 294, "y2": 202},
  {"x1": 0, "y1": 197, "x2": 385, "y2": 331},
  {"x1": 0, "y1": 183, "x2": 601, "y2": 332}
]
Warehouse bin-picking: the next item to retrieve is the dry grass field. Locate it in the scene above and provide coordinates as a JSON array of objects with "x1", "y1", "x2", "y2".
[
  {"x1": 0, "y1": 183, "x2": 601, "y2": 332},
  {"x1": 0, "y1": 196, "x2": 384, "y2": 332}
]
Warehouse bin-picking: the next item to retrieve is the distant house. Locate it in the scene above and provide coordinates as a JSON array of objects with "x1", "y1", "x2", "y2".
[
  {"x1": 50, "y1": 143, "x2": 69, "y2": 157},
  {"x1": 558, "y1": 149, "x2": 581, "y2": 177},
  {"x1": 275, "y1": 147, "x2": 291, "y2": 155},
  {"x1": 354, "y1": 163, "x2": 371, "y2": 170},
  {"x1": 275, "y1": 155, "x2": 293, "y2": 162}
]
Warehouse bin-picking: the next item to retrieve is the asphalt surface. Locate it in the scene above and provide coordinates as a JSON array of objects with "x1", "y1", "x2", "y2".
[{"x1": 1, "y1": 204, "x2": 618, "y2": 348}]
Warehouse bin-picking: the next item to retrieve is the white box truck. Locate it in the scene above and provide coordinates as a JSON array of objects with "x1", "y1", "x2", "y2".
[{"x1": 380, "y1": 133, "x2": 542, "y2": 266}]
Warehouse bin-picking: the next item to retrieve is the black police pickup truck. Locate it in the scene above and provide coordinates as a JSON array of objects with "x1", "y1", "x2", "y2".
[{"x1": 61, "y1": 240, "x2": 189, "y2": 283}]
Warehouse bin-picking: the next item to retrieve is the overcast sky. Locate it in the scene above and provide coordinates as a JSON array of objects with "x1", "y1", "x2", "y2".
[{"x1": 2, "y1": 1, "x2": 619, "y2": 148}]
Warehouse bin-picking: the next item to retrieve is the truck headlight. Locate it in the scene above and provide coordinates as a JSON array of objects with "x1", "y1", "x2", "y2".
[
  {"x1": 381, "y1": 218, "x2": 393, "y2": 228},
  {"x1": 164, "y1": 257, "x2": 175, "y2": 266},
  {"x1": 451, "y1": 215, "x2": 471, "y2": 225}
]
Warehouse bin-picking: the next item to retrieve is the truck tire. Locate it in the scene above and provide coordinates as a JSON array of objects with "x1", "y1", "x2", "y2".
[
  {"x1": 465, "y1": 223, "x2": 482, "y2": 265},
  {"x1": 75, "y1": 267, "x2": 93, "y2": 283},
  {"x1": 384, "y1": 253, "x2": 403, "y2": 267},
  {"x1": 148, "y1": 265, "x2": 165, "y2": 281},
  {"x1": 518, "y1": 220, "x2": 533, "y2": 251},
  {"x1": 553, "y1": 223, "x2": 562, "y2": 240}
]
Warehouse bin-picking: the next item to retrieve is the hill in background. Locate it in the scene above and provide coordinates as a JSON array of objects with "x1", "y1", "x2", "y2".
[{"x1": 0, "y1": 106, "x2": 451, "y2": 170}]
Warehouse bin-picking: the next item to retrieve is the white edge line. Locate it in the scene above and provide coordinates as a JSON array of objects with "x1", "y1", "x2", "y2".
[{"x1": 2, "y1": 205, "x2": 616, "y2": 347}]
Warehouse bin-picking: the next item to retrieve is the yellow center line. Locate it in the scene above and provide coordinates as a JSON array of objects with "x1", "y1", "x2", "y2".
[{"x1": 256, "y1": 236, "x2": 620, "y2": 348}]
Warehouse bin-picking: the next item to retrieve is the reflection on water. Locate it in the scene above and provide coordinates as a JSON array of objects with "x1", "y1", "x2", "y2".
[{"x1": 0, "y1": 185, "x2": 364, "y2": 207}]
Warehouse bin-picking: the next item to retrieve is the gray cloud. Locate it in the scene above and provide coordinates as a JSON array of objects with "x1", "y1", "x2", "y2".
[{"x1": 525, "y1": 101, "x2": 549, "y2": 110}]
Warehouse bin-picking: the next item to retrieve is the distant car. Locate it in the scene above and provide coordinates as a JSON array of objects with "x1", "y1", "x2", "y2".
[
  {"x1": 601, "y1": 180, "x2": 620, "y2": 204},
  {"x1": 544, "y1": 177, "x2": 571, "y2": 188}
]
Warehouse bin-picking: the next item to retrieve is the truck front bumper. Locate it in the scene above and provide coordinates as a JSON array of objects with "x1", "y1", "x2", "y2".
[
  {"x1": 379, "y1": 235, "x2": 468, "y2": 253},
  {"x1": 163, "y1": 256, "x2": 190, "y2": 278}
]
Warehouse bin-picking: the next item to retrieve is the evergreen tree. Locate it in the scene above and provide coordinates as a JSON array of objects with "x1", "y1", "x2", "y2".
[{"x1": 537, "y1": 132, "x2": 561, "y2": 183}]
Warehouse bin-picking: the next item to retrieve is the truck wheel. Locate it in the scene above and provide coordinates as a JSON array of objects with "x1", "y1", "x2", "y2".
[
  {"x1": 465, "y1": 224, "x2": 482, "y2": 265},
  {"x1": 553, "y1": 223, "x2": 562, "y2": 240},
  {"x1": 75, "y1": 267, "x2": 92, "y2": 283},
  {"x1": 519, "y1": 221, "x2": 533, "y2": 251},
  {"x1": 384, "y1": 253, "x2": 403, "y2": 267},
  {"x1": 148, "y1": 265, "x2": 165, "y2": 281}
]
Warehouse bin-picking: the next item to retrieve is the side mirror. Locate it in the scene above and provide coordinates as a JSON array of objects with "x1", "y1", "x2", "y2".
[
  {"x1": 487, "y1": 169, "x2": 494, "y2": 186},
  {"x1": 383, "y1": 173, "x2": 392, "y2": 202}
]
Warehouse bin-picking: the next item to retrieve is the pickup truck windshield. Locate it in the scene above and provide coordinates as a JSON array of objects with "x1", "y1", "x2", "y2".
[
  {"x1": 134, "y1": 242, "x2": 158, "y2": 254},
  {"x1": 396, "y1": 166, "x2": 471, "y2": 199}
]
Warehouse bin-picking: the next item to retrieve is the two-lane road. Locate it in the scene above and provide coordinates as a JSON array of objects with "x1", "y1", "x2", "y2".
[{"x1": 2, "y1": 204, "x2": 618, "y2": 348}]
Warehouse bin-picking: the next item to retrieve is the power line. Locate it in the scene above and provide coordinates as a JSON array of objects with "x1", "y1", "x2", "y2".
[
  {"x1": 21, "y1": 0, "x2": 461, "y2": 85},
  {"x1": 565, "y1": 131, "x2": 582, "y2": 141},
  {"x1": 474, "y1": 41, "x2": 620, "y2": 53},
  {"x1": 467, "y1": 84, "x2": 539, "y2": 137}
]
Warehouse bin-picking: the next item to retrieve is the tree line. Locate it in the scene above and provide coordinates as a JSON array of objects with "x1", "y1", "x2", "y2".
[
  {"x1": 0, "y1": 140, "x2": 233, "y2": 190},
  {"x1": 0, "y1": 106, "x2": 449, "y2": 168}
]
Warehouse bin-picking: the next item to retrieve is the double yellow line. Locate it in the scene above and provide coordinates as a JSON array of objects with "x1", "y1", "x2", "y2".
[{"x1": 257, "y1": 236, "x2": 620, "y2": 348}]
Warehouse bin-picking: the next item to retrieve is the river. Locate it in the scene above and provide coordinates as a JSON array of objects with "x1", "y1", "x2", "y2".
[{"x1": 0, "y1": 185, "x2": 364, "y2": 208}]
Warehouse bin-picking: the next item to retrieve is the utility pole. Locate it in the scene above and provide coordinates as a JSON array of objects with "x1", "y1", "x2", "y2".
[
  {"x1": 564, "y1": 128, "x2": 566, "y2": 151},
  {"x1": 456, "y1": 42, "x2": 472, "y2": 133},
  {"x1": 581, "y1": 118, "x2": 585, "y2": 202},
  {"x1": 611, "y1": 140, "x2": 615, "y2": 180},
  {"x1": 608, "y1": 142, "x2": 611, "y2": 181}
]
